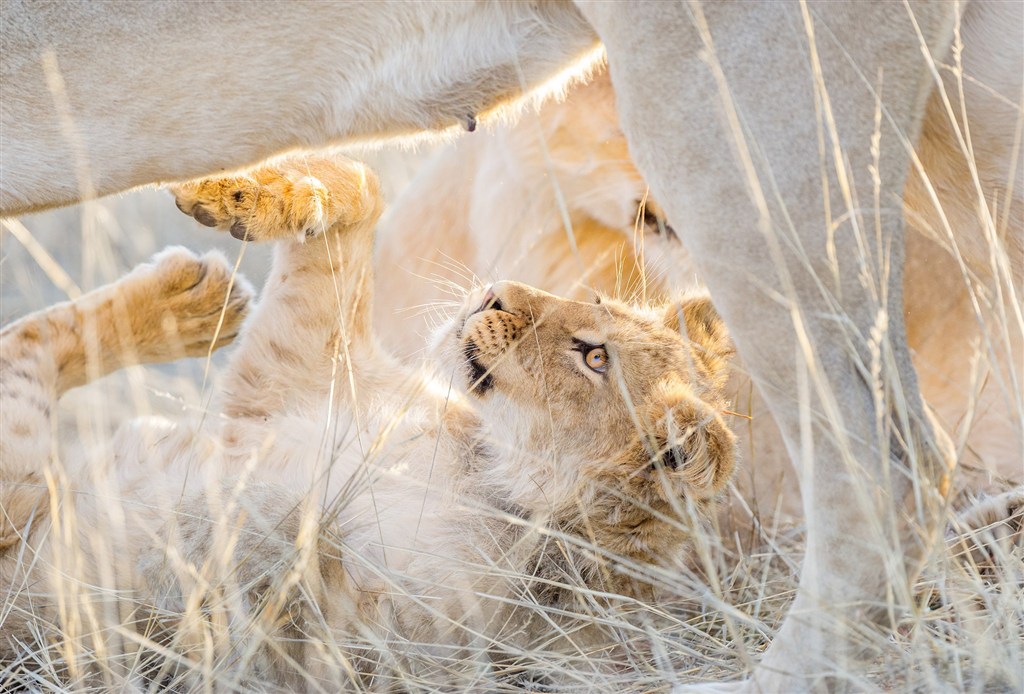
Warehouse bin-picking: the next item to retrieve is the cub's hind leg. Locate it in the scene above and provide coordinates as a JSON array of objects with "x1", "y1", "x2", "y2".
[
  {"x1": 172, "y1": 156, "x2": 383, "y2": 444},
  {"x1": 0, "y1": 248, "x2": 252, "y2": 550}
]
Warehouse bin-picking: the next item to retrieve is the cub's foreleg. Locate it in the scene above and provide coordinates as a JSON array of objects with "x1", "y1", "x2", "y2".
[
  {"x1": 0, "y1": 249, "x2": 251, "y2": 550},
  {"x1": 165, "y1": 159, "x2": 384, "y2": 682},
  {"x1": 171, "y1": 156, "x2": 383, "y2": 442}
]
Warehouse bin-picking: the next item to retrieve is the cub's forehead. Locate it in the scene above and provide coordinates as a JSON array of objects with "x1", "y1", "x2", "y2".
[
  {"x1": 548, "y1": 300, "x2": 648, "y2": 336},
  {"x1": 595, "y1": 301, "x2": 670, "y2": 339},
  {"x1": 583, "y1": 302, "x2": 681, "y2": 347},
  {"x1": 543, "y1": 296, "x2": 685, "y2": 352}
]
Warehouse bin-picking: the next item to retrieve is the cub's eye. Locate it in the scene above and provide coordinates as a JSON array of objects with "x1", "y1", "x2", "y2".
[{"x1": 584, "y1": 346, "x2": 609, "y2": 374}]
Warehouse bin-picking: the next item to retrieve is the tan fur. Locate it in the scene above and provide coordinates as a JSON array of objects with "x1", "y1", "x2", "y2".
[
  {"x1": 0, "y1": 155, "x2": 737, "y2": 688},
  {"x1": 4, "y1": 1, "x2": 1020, "y2": 689},
  {"x1": 0, "y1": 2, "x2": 601, "y2": 216},
  {"x1": 376, "y1": 13, "x2": 1023, "y2": 495}
]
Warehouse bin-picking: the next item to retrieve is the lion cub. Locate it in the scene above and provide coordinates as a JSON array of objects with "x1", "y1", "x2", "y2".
[{"x1": 0, "y1": 155, "x2": 736, "y2": 689}]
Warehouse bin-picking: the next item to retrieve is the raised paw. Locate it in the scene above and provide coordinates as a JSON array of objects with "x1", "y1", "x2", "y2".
[
  {"x1": 169, "y1": 156, "x2": 381, "y2": 242},
  {"x1": 124, "y1": 246, "x2": 254, "y2": 359},
  {"x1": 656, "y1": 403, "x2": 736, "y2": 500}
]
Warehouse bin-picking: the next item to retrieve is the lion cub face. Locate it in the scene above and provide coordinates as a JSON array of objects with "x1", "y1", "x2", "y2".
[{"x1": 438, "y1": 281, "x2": 737, "y2": 558}]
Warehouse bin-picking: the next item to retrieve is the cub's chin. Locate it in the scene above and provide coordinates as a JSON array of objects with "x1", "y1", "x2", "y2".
[{"x1": 424, "y1": 286, "x2": 490, "y2": 393}]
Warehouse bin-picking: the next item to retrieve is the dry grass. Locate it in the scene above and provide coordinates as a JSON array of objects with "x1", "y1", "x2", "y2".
[
  {"x1": 3, "y1": 147, "x2": 1020, "y2": 692},
  {"x1": 2, "y1": 11, "x2": 1022, "y2": 693}
]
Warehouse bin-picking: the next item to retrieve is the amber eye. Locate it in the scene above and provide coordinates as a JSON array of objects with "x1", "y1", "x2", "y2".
[{"x1": 584, "y1": 346, "x2": 609, "y2": 374}]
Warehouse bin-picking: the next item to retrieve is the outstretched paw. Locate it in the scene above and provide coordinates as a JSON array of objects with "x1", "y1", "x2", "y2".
[
  {"x1": 127, "y1": 246, "x2": 253, "y2": 358},
  {"x1": 169, "y1": 156, "x2": 381, "y2": 242}
]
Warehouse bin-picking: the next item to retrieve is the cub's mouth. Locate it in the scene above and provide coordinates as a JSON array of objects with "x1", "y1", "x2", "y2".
[
  {"x1": 458, "y1": 287, "x2": 501, "y2": 396},
  {"x1": 462, "y1": 339, "x2": 493, "y2": 395}
]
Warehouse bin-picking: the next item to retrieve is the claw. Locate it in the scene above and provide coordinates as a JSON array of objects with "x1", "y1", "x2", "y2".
[
  {"x1": 230, "y1": 221, "x2": 252, "y2": 241},
  {"x1": 192, "y1": 206, "x2": 218, "y2": 227}
]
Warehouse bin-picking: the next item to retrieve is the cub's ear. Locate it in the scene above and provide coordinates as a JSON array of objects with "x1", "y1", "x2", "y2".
[{"x1": 663, "y1": 293, "x2": 733, "y2": 388}]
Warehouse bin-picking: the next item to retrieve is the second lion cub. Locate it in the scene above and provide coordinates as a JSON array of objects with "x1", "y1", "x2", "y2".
[{"x1": 2, "y1": 155, "x2": 737, "y2": 689}]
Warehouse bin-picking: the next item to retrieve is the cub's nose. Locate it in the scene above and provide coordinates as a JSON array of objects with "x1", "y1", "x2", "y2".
[
  {"x1": 478, "y1": 286, "x2": 503, "y2": 314},
  {"x1": 478, "y1": 281, "x2": 562, "y2": 319}
]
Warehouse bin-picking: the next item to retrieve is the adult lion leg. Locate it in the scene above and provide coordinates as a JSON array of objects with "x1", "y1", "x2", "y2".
[{"x1": 579, "y1": 1, "x2": 958, "y2": 690}]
